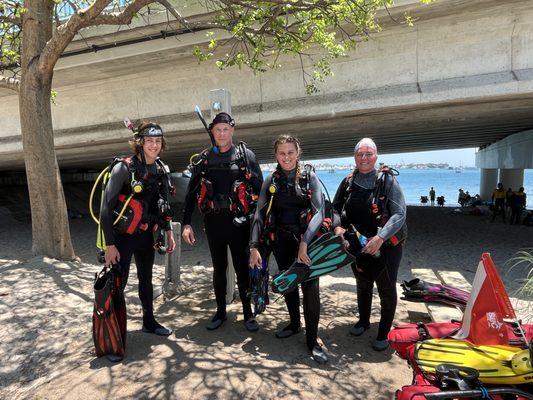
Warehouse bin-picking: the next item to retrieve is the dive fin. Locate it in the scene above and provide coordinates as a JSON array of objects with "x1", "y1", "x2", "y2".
[
  {"x1": 401, "y1": 278, "x2": 470, "y2": 309},
  {"x1": 249, "y1": 250, "x2": 270, "y2": 315},
  {"x1": 93, "y1": 265, "x2": 127, "y2": 359},
  {"x1": 272, "y1": 233, "x2": 355, "y2": 294},
  {"x1": 308, "y1": 234, "x2": 355, "y2": 274},
  {"x1": 272, "y1": 262, "x2": 309, "y2": 294}
]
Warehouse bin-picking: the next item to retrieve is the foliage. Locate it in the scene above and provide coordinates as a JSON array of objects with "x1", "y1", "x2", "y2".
[
  {"x1": 506, "y1": 249, "x2": 533, "y2": 322},
  {"x1": 1, "y1": 0, "x2": 426, "y2": 93},
  {"x1": 508, "y1": 249, "x2": 533, "y2": 299},
  {"x1": 194, "y1": 0, "x2": 411, "y2": 94},
  {"x1": 0, "y1": 1, "x2": 23, "y2": 77}
]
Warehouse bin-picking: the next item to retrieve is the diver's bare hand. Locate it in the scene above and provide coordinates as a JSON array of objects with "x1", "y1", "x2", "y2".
[
  {"x1": 105, "y1": 245, "x2": 120, "y2": 266},
  {"x1": 182, "y1": 225, "x2": 195, "y2": 245},
  {"x1": 362, "y1": 235, "x2": 384, "y2": 256},
  {"x1": 166, "y1": 231, "x2": 176, "y2": 253},
  {"x1": 334, "y1": 226, "x2": 346, "y2": 237},
  {"x1": 297, "y1": 241, "x2": 311, "y2": 265},
  {"x1": 249, "y1": 248, "x2": 262, "y2": 269}
]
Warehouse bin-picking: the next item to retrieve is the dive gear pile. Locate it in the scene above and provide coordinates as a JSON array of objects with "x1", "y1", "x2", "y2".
[{"x1": 391, "y1": 253, "x2": 533, "y2": 399}]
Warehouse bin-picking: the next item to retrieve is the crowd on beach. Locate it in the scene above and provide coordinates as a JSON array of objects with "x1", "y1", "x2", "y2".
[
  {"x1": 489, "y1": 183, "x2": 529, "y2": 224},
  {"x1": 419, "y1": 184, "x2": 531, "y2": 225}
]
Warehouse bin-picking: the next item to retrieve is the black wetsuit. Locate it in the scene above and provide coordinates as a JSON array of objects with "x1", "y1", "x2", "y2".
[
  {"x1": 100, "y1": 156, "x2": 172, "y2": 330},
  {"x1": 250, "y1": 167, "x2": 325, "y2": 349},
  {"x1": 333, "y1": 169, "x2": 406, "y2": 341},
  {"x1": 183, "y1": 145, "x2": 263, "y2": 321}
]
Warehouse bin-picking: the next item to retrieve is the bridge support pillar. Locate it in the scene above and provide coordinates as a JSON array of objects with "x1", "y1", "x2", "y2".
[
  {"x1": 479, "y1": 169, "x2": 498, "y2": 201},
  {"x1": 499, "y1": 168, "x2": 524, "y2": 192}
]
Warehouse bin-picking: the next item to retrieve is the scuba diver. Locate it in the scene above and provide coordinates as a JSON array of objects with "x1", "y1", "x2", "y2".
[
  {"x1": 182, "y1": 112, "x2": 263, "y2": 332},
  {"x1": 99, "y1": 120, "x2": 176, "y2": 344},
  {"x1": 249, "y1": 135, "x2": 328, "y2": 364},
  {"x1": 333, "y1": 137, "x2": 407, "y2": 352}
]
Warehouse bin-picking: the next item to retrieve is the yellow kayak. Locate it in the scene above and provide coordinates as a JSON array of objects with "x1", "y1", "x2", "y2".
[{"x1": 415, "y1": 339, "x2": 533, "y2": 385}]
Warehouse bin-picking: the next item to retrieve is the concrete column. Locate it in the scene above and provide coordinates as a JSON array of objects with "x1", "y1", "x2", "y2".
[
  {"x1": 499, "y1": 169, "x2": 525, "y2": 191},
  {"x1": 479, "y1": 168, "x2": 498, "y2": 200}
]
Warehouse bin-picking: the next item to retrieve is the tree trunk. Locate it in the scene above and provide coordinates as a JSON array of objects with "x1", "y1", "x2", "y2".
[{"x1": 19, "y1": 0, "x2": 75, "y2": 260}]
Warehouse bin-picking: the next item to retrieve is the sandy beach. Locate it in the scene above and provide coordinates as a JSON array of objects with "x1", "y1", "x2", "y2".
[{"x1": 0, "y1": 201, "x2": 532, "y2": 399}]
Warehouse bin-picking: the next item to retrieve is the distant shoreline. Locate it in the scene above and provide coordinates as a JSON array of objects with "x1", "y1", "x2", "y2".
[{"x1": 260, "y1": 163, "x2": 478, "y2": 171}]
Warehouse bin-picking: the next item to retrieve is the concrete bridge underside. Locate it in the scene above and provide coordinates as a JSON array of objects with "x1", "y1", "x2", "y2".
[{"x1": 2, "y1": 0, "x2": 533, "y2": 171}]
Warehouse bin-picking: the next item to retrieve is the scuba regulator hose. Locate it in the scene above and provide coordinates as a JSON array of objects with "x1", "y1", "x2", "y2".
[{"x1": 89, "y1": 166, "x2": 133, "y2": 226}]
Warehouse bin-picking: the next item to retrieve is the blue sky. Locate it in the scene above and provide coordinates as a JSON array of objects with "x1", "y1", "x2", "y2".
[{"x1": 311, "y1": 147, "x2": 477, "y2": 167}]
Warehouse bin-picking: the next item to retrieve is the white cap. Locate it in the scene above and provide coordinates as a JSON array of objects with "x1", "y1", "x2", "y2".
[{"x1": 354, "y1": 137, "x2": 377, "y2": 153}]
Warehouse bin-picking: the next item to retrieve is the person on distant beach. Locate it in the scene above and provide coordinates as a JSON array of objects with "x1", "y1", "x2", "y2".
[
  {"x1": 429, "y1": 187, "x2": 436, "y2": 206},
  {"x1": 182, "y1": 112, "x2": 263, "y2": 332},
  {"x1": 333, "y1": 137, "x2": 407, "y2": 351},
  {"x1": 465, "y1": 191, "x2": 472, "y2": 206},
  {"x1": 510, "y1": 187, "x2": 527, "y2": 225},
  {"x1": 437, "y1": 195, "x2": 445, "y2": 207},
  {"x1": 491, "y1": 183, "x2": 506, "y2": 223},
  {"x1": 458, "y1": 189, "x2": 466, "y2": 207}
]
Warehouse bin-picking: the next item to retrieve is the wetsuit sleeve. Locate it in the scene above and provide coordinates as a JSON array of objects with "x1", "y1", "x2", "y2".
[
  {"x1": 246, "y1": 148, "x2": 263, "y2": 195},
  {"x1": 332, "y1": 177, "x2": 349, "y2": 227},
  {"x1": 182, "y1": 166, "x2": 202, "y2": 226},
  {"x1": 378, "y1": 177, "x2": 407, "y2": 241},
  {"x1": 249, "y1": 174, "x2": 272, "y2": 248},
  {"x1": 100, "y1": 162, "x2": 130, "y2": 246},
  {"x1": 302, "y1": 172, "x2": 325, "y2": 244}
]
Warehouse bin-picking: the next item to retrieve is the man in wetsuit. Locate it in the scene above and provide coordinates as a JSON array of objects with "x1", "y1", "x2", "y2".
[
  {"x1": 101, "y1": 121, "x2": 175, "y2": 338},
  {"x1": 182, "y1": 112, "x2": 263, "y2": 331}
]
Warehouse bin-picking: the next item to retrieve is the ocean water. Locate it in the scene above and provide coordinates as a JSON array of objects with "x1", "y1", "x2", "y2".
[{"x1": 264, "y1": 168, "x2": 533, "y2": 207}]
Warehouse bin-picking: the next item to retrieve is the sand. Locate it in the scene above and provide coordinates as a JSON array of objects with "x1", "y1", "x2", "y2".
[{"x1": 0, "y1": 205, "x2": 531, "y2": 399}]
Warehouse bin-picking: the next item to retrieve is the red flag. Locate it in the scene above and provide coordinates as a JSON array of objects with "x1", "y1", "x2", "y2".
[{"x1": 453, "y1": 253, "x2": 516, "y2": 345}]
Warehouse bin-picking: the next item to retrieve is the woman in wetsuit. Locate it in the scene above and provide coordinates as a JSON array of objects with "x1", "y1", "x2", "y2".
[
  {"x1": 333, "y1": 137, "x2": 406, "y2": 351},
  {"x1": 249, "y1": 135, "x2": 327, "y2": 364},
  {"x1": 101, "y1": 121, "x2": 176, "y2": 337},
  {"x1": 182, "y1": 112, "x2": 263, "y2": 332}
]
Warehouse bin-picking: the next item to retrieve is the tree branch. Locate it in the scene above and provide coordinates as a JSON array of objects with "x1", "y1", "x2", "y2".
[
  {"x1": 81, "y1": 0, "x2": 156, "y2": 27},
  {"x1": 0, "y1": 74, "x2": 20, "y2": 92},
  {"x1": 0, "y1": 15, "x2": 21, "y2": 25},
  {"x1": 38, "y1": 0, "x2": 115, "y2": 76},
  {"x1": 157, "y1": 0, "x2": 191, "y2": 30}
]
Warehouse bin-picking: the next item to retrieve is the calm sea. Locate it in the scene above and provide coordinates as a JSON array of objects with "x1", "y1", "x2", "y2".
[{"x1": 264, "y1": 169, "x2": 533, "y2": 207}]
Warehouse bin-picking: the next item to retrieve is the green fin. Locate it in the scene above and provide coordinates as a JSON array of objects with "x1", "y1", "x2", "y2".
[
  {"x1": 271, "y1": 233, "x2": 355, "y2": 295},
  {"x1": 309, "y1": 233, "x2": 355, "y2": 268}
]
